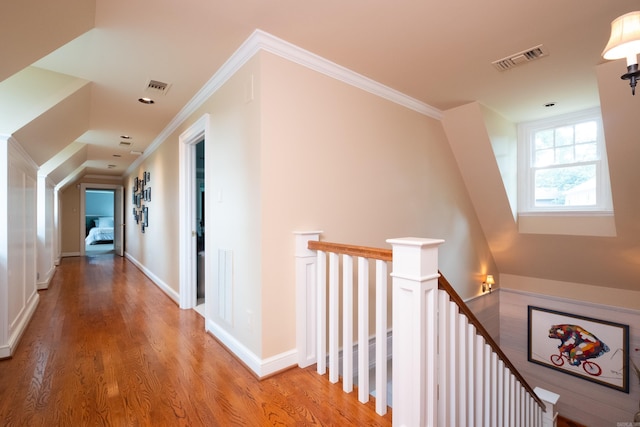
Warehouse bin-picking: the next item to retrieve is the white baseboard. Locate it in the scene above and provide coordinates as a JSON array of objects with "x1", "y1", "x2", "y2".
[
  {"x1": 124, "y1": 252, "x2": 179, "y2": 304},
  {"x1": 0, "y1": 291, "x2": 39, "y2": 359},
  {"x1": 36, "y1": 265, "x2": 56, "y2": 290},
  {"x1": 206, "y1": 318, "x2": 298, "y2": 378}
]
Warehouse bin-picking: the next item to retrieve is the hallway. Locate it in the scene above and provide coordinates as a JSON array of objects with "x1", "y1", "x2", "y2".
[{"x1": 0, "y1": 255, "x2": 391, "y2": 426}]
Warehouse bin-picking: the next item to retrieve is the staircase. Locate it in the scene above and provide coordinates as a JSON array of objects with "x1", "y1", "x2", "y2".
[{"x1": 295, "y1": 232, "x2": 556, "y2": 426}]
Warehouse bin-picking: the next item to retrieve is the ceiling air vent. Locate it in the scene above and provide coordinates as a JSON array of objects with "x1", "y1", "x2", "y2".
[
  {"x1": 492, "y1": 44, "x2": 548, "y2": 71},
  {"x1": 144, "y1": 79, "x2": 171, "y2": 95},
  {"x1": 119, "y1": 140, "x2": 132, "y2": 147}
]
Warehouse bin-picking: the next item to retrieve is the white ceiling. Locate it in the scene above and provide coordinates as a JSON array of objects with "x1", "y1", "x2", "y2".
[{"x1": 1, "y1": 0, "x2": 638, "y2": 183}]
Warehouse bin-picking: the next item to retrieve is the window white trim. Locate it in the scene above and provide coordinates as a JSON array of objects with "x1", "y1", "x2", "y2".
[{"x1": 517, "y1": 107, "x2": 613, "y2": 214}]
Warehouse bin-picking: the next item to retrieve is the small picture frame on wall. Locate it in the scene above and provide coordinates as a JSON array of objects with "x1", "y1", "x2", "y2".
[
  {"x1": 528, "y1": 306, "x2": 629, "y2": 392},
  {"x1": 134, "y1": 177, "x2": 139, "y2": 192},
  {"x1": 145, "y1": 187, "x2": 151, "y2": 202},
  {"x1": 143, "y1": 206, "x2": 149, "y2": 227}
]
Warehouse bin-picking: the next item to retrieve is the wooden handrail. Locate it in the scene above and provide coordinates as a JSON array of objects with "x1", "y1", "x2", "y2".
[
  {"x1": 306, "y1": 239, "x2": 545, "y2": 412},
  {"x1": 437, "y1": 273, "x2": 546, "y2": 411},
  {"x1": 307, "y1": 240, "x2": 392, "y2": 262}
]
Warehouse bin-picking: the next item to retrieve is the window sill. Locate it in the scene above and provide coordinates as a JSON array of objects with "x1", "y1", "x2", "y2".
[{"x1": 517, "y1": 212, "x2": 616, "y2": 237}]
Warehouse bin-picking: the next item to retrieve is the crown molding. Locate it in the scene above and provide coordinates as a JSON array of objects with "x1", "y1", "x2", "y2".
[{"x1": 125, "y1": 29, "x2": 442, "y2": 176}]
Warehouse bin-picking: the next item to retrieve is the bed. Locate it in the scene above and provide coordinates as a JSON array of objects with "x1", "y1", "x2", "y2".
[{"x1": 85, "y1": 216, "x2": 114, "y2": 245}]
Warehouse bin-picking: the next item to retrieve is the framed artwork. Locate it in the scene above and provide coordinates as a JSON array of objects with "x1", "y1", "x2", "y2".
[
  {"x1": 528, "y1": 306, "x2": 629, "y2": 392},
  {"x1": 132, "y1": 171, "x2": 151, "y2": 233}
]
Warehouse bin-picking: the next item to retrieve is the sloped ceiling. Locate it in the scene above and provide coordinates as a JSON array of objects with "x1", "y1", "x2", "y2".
[
  {"x1": 2, "y1": 1, "x2": 639, "y2": 184},
  {"x1": 0, "y1": 0, "x2": 95, "y2": 82}
]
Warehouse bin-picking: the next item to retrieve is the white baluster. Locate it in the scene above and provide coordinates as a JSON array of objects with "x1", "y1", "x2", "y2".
[
  {"x1": 342, "y1": 254, "x2": 353, "y2": 393},
  {"x1": 357, "y1": 256, "x2": 369, "y2": 403},
  {"x1": 448, "y1": 302, "x2": 458, "y2": 426},
  {"x1": 316, "y1": 250, "x2": 326, "y2": 375},
  {"x1": 490, "y1": 352, "x2": 498, "y2": 426},
  {"x1": 475, "y1": 335, "x2": 485, "y2": 425},
  {"x1": 457, "y1": 313, "x2": 468, "y2": 427},
  {"x1": 329, "y1": 252, "x2": 339, "y2": 383},
  {"x1": 438, "y1": 290, "x2": 450, "y2": 427},
  {"x1": 497, "y1": 359, "x2": 505, "y2": 427},
  {"x1": 482, "y1": 343, "x2": 491, "y2": 426},
  {"x1": 467, "y1": 323, "x2": 476, "y2": 427},
  {"x1": 375, "y1": 259, "x2": 387, "y2": 415}
]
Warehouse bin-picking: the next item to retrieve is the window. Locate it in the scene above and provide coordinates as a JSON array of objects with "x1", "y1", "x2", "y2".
[{"x1": 518, "y1": 108, "x2": 612, "y2": 213}]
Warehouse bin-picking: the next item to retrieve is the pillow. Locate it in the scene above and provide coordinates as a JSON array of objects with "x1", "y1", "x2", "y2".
[
  {"x1": 93, "y1": 219, "x2": 100, "y2": 227},
  {"x1": 97, "y1": 217, "x2": 114, "y2": 227}
]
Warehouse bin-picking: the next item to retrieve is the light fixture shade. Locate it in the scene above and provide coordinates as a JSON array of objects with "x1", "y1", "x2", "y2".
[
  {"x1": 603, "y1": 11, "x2": 640, "y2": 64},
  {"x1": 485, "y1": 275, "x2": 495, "y2": 285}
]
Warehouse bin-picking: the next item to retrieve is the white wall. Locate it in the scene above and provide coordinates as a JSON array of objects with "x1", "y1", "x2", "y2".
[
  {"x1": 0, "y1": 136, "x2": 39, "y2": 358},
  {"x1": 37, "y1": 174, "x2": 55, "y2": 289}
]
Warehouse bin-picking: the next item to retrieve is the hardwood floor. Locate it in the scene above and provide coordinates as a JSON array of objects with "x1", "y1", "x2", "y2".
[{"x1": 0, "y1": 255, "x2": 391, "y2": 426}]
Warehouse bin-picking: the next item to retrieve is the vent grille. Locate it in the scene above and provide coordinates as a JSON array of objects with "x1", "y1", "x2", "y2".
[
  {"x1": 119, "y1": 141, "x2": 132, "y2": 147},
  {"x1": 145, "y1": 79, "x2": 171, "y2": 95},
  {"x1": 492, "y1": 45, "x2": 548, "y2": 71}
]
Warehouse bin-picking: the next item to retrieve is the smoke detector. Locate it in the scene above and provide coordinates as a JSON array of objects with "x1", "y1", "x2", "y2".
[
  {"x1": 492, "y1": 45, "x2": 549, "y2": 71},
  {"x1": 144, "y1": 79, "x2": 172, "y2": 95}
]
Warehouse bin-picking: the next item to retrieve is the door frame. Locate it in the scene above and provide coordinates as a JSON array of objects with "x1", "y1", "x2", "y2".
[
  {"x1": 79, "y1": 183, "x2": 124, "y2": 256},
  {"x1": 179, "y1": 114, "x2": 210, "y2": 309}
]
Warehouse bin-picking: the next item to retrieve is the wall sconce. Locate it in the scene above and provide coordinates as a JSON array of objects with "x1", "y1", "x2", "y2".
[
  {"x1": 482, "y1": 275, "x2": 495, "y2": 293},
  {"x1": 603, "y1": 11, "x2": 640, "y2": 95}
]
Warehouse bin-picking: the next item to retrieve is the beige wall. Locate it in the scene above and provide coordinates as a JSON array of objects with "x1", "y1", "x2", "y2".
[
  {"x1": 122, "y1": 49, "x2": 497, "y2": 362},
  {"x1": 59, "y1": 176, "x2": 123, "y2": 254},
  {"x1": 124, "y1": 55, "x2": 264, "y2": 355},
  {"x1": 259, "y1": 52, "x2": 496, "y2": 357},
  {"x1": 59, "y1": 184, "x2": 80, "y2": 254},
  {"x1": 125, "y1": 130, "x2": 181, "y2": 294}
]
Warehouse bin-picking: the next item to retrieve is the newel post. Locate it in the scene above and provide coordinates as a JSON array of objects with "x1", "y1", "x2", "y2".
[
  {"x1": 294, "y1": 231, "x2": 322, "y2": 367},
  {"x1": 388, "y1": 237, "x2": 445, "y2": 427}
]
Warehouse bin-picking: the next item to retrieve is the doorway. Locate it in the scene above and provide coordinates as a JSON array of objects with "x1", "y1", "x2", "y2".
[
  {"x1": 178, "y1": 113, "x2": 209, "y2": 311},
  {"x1": 195, "y1": 139, "x2": 205, "y2": 316},
  {"x1": 85, "y1": 189, "x2": 115, "y2": 254},
  {"x1": 79, "y1": 183, "x2": 124, "y2": 257}
]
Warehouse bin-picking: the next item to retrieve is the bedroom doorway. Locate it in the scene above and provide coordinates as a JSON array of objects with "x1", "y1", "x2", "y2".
[
  {"x1": 79, "y1": 183, "x2": 124, "y2": 257},
  {"x1": 85, "y1": 189, "x2": 115, "y2": 254}
]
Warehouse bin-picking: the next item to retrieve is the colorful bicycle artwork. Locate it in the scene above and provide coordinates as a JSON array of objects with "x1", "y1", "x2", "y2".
[
  {"x1": 550, "y1": 350, "x2": 602, "y2": 376},
  {"x1": 527, "y1": 306, "x2": 629, "y2": 392}
]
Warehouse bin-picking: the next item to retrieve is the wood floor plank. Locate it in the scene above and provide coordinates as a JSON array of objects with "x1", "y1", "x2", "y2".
[{"x1": 0, "y1": 255, "x2": 392, "y2": 426}]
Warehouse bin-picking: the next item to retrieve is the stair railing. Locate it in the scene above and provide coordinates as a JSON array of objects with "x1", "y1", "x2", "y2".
[{"x1": 294, "y1": 232, "x2": 547, "y2": 426}]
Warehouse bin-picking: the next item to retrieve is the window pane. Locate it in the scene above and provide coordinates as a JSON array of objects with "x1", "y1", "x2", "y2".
[
  {"x1": 534, "y1": 148, "x2": 554, "y2": 167},
  {"x1": 534, "y1": 164, "x2": 596, "y2": 207},
  {"x1": 555, "y1": 126, "x2": 574, "y2": 147},
  {"x1": 556, "y1": 146, "x2": 574, "y2": 164},
  {"x1": 534, "y1": 129, "x2": 554, "y2": 150},
  {"x1": 575, "y1": 121, "x2": 597, "y2": 143},
  {"x1": 575, "y1": 142, "x2": 598, "y2": 161}
]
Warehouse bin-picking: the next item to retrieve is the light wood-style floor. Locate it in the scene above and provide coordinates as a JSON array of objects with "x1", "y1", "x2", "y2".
[{"x1": 0, "y1": 255, "x2": 391, "y2": 426}]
